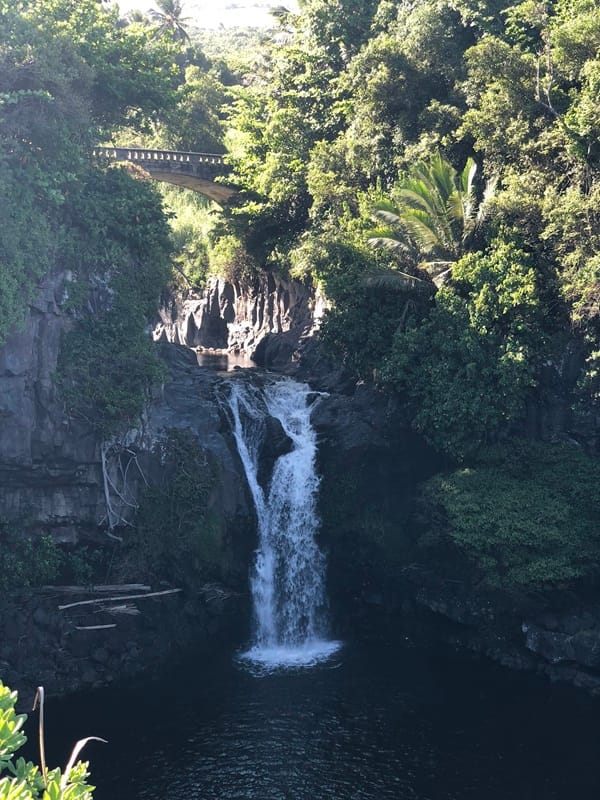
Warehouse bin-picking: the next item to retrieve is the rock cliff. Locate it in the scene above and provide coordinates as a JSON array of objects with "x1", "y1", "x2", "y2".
[
  {"x1": 154, "y1": 273, "x2": 326, "y2": 371},
  {"x1": 0, "y1": 271, "x2": 103, "y2": 541},
  {"x1": 0, "y1": 276, "x2": 256, "y2": 699}
]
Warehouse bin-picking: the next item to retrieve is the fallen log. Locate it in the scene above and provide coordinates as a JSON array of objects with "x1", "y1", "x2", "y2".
[
  {"x1": 58, "y1": 588, "x2": 182, "y2": 612},
  {"x1": 41, "y1": 584, "x2": 151, "y2": 594},
  {"x1": 75, "y1": 624, "x2": 117, "y2": 631}
]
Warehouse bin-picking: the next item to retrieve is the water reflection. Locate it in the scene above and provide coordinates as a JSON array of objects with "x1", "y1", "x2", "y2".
[{"x1": 196, "y1": 350, "x2": 255, "y2": 371}]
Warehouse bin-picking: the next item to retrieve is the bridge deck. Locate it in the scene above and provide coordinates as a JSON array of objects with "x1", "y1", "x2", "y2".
[
  {"x1": 93, "y1": 147, "x2": 235, "y2": 203},
  {"x1": 93, "y1": 147, "x2": 226, "y2": 165}
]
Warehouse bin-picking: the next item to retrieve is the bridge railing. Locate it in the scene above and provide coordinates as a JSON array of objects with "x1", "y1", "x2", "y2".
[{"x1": 93, "y1": 147, "x2": 226, "y2": 166}]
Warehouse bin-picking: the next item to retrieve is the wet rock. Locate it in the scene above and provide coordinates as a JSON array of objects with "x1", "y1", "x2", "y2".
[
  {"x1": 257, "y1": 415, "x2": 293, "y2": 491},
  {"x1": 92, "y1": 647, "x2": 109, "y2": 664},
  {"x1": 523, "y1": 620, "x2": 600, "y2": 668},
  {"x1": 153, "y1": 274, "x2": 320, "y2": 366}
]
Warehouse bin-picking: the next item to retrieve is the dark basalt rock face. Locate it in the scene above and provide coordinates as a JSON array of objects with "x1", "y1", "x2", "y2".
[
  {"x1": 2, "y1": 584, "x2": 247, "y2": 709},
  {"x1": 258, "y1": 415, "x2": 293, "y2": 492},
  {"x1": 0, "y1": 271, "x2": 104, "y2": 541},
  {"x1": 154, "y1": 274, "x2": 323, "y2": 369},
  {"x1": 0, "y1": 277, "x2": 254, "y2": 698}
]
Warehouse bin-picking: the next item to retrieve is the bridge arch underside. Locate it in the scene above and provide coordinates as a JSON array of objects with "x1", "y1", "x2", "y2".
[{"x1": 138, "y1": 168, "x2": 236, "y2": 204}]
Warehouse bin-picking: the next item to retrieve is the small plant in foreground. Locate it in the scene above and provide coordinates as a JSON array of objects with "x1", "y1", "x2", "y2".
[{"x1": 0, "y1": 682, "x2": 104, "y2": 800}]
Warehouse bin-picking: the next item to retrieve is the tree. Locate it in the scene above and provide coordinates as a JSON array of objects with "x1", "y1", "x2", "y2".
[
  {"x1": 149, "y1": 0, "x2": 191, "y2": 44},
  {"x1": 156, "y1": 65, "x2": 226, "y2": 153},
  {"x1": 369, "y1": 152, "x2": 495, "y2": 285},
  {"x1": 380, "y1": 237, "x2": 545, "y2": 459}
]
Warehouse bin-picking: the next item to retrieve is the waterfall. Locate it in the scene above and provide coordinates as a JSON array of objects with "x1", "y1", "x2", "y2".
[{"x1": 228, "y1": 377, "x2": 341, "y2": 670}]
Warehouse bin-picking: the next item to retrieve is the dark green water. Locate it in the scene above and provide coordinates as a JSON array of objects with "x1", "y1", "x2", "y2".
[{"x1": 42, "y1": 633, "x2": 600, "y2": 800}]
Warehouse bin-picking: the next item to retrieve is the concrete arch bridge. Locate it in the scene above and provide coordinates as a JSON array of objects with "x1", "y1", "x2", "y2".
[{"x1": 93, "y1": 147, "x2": 236, "y2": 204}]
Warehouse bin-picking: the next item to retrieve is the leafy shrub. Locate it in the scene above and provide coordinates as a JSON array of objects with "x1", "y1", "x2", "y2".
[
  {"x1": 57, "y1": 168, "x2": 172, "y2": 436},
  {"x1": 124, "y1": 430, "x2": 222, "y2": 584},
  {"x1": 380, "y1": 238, "x2": 546, "y2": 459},
  {"x1": 314, "y1": 237, "x2": 419, "y2": 378},
  {"x1": 0, "y1": 528, "x2": 62, "y2": 592},
  {"x1": 419, "y1": 439, "x2": 600, "y2": 591},
  {"x1": 0, "y1": 682, "x2": 96, "y2": 800},
  {"x1": 0, "y1": 525, "x2": 112, "y2": 592},
  {"x1": 161, "y1": 185, "x2": 215, "y2": 291},
  {"x1": 208, "y1": 234, "x2": 258, "y2": 283},
  {"x1": 59, "y1": 312, "x2": 165, "y2": 436}
]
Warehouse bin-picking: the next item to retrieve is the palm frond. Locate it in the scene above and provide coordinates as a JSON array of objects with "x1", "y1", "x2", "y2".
[
  {"x1": 460, "y1": 157, "x2": 477, "y2": 197},
  {"x1": 446, "y1": 187, "x2": 465, "y2": 225},
  {"x1": 398, "y1": 184, "x2": 440, "y2": 215},
  {"x1": 372, "y1": 198, "x2": 400, "y2": 215},
  {"x1": 477, "y1": 176, "x2": 498, "y2": 224},
  {"x1": 367, "y1": 235, "x2": 412, "y2": 253},
  {"x1": 426, "y1": 152, "x2": 457, "y2": 203},
  {"x1": 400, "y1": 209, "x2": 450, "y2": 255},
  {"x1": 371, "y1": 207, "x2": 402, "y2": 227},
  {"x1": 459, "y1": 157, "x2": 477, "y2": 233},
  {"x1": 369, "y1": 152, "x2": 493, "y2": 270}
]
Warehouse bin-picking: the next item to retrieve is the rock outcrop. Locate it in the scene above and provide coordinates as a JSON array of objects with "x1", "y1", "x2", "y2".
[
  {"x1": 0, "y1": 276, "x2": 256, "y2": 698},
  {"x1": 0, "y1": 271, "x2": 103, "y2": 540},
  {"x1": 153, "y1": 273, "x2": 326, "y2": 370},
  {"x1": 0, "y1": 276, "x2": 251, "y2": 539}
]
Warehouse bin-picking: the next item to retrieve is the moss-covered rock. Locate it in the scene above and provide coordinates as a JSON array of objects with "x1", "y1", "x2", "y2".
[{"x1": 417, "y1": 439, "x2": 600, "y2": 593}]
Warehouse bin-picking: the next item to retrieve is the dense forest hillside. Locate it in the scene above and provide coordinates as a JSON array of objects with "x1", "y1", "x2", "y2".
[
  {"x1": 190, "y1": 0, "x2": 600, "y2": 594},
  {"x1": 211, "y1": 0, "x2": 600, "y2": 455}
]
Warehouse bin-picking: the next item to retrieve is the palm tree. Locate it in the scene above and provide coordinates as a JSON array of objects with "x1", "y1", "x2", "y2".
[
  {"x1": 369, "y1": 152, "x2": 495, "y2": 287},
  {"x1": 125, "y1": 9, "x2": 151, "y2": 26},
  {"x1": 148, "y1": 0, "x2": 191, "y2": 44}
]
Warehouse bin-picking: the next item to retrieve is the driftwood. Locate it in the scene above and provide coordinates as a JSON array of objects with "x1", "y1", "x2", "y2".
[
  {"x1": 104, "y1": 603, "x2": 142, "y2": 616},
  {"x1": 41, "y1": 584, "x2": 151, "y2": 595},
  {"x1": 58, "y1": 587, "x2": 182, "y2": 612},
  {"x1": 75, "y1": 624, "x2": 117, "y2": 631}
]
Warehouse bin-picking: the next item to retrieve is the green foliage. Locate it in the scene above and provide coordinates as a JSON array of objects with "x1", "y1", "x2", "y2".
[
  {"x1": 155, "y1": 65, "x2": 226, "y2": 154},
  {"x1": 208, "y1": 234, "x2": 259, "y2": 283},
  {"x1": 17, "y1": 0, "x2": 179, "y2": 134},
  {"x1": 126, "y1": 430, "x2": 222, "y2": 584},
  {"x1": 0, "y1": 682, "x2": 95, "y2": 800},
  {"x1": 310, "y1": 237, "x2": 421, "y2": 378},
  {"x1": 162, "y1": 186, "x2": 214, "y2": 290},
  {"x1": 0, "y1": 524, "x2": 111, "y2": 592},
  {"x1": 369, "y1": 152, "x2": 495, "y2": 287},
  {"x1": 380, "y1": 237, "x2": 545, "y2": 458},
  {"x1": 0, "y1": 684, "x2": 28, "y2": 773},
  {"x1": 0, "y1": 165, "x2": 54, "y2": 344},
  {"x1": 540, "y1": 181, "x2": 600, "y2": 324},
  {"x1": 0, "y1": 528, "x2": 62, "y2": 592},
  {"x1": 209, "y1": 0, "x2": 600, "y2": 445},
  {"x1": 420, "y1": 440, "x2": 600, "y2": 591},
  {"x1": 58, "y1": 313, "x2": 165, "y2": 435},
  {"x1": 220, "y1": 0, "x2": 384, "y2": 264},
  {"x1": 148, "y1": 0, "x2": 191, "y2": 44},
  {"x1": 0, "y1": 0, "x2": 176, "y2": 347},
  {"x1": 57, "y1": 168, "x2": 172, "y2": 435}
]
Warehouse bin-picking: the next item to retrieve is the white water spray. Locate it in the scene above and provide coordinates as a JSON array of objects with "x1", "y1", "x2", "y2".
[{"x1": 228, "y1": 377, "x2": 340, "y2": 670}]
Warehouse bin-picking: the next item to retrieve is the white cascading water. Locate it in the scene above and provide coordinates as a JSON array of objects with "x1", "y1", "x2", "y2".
[{"x1": 228, "y1": 377, "x2": 341, "y2": 670}]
